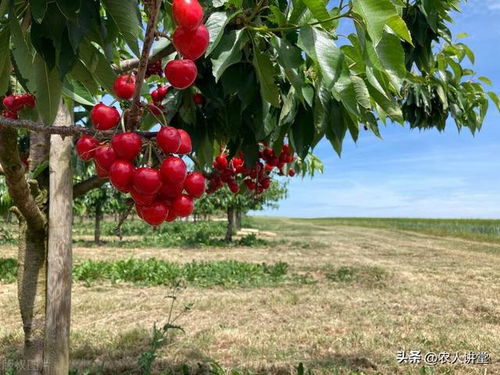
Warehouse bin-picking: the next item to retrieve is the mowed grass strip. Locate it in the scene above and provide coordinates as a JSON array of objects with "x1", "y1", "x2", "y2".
[
  {"x1": 0, "y1": 258, "x2": 309, "y2": 288},
  {"x1": 250, "y1": 216, "x2": 500, "y2": 245}
]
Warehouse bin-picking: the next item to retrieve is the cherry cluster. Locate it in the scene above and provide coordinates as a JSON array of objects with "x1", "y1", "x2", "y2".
[
  {"x1": 165, "y1": 0, "x2": 209, "y2": 90},
  {"x1": 76, "y1": 71, "x2": 208, "y2": 226},
  {"x1": 2, "y1": 94, "x2": 36, "y2": 119},
  {"x1": 206, "y1": 145, "x2": 297, "y2": 195}
]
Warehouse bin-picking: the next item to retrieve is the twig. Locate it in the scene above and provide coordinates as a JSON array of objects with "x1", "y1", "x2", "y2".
[{"x1": 126, "y1": 0, "x2": 163, "y2": 131}]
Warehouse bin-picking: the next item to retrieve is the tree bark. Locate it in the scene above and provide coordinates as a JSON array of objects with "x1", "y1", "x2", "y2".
[
  {"x1": 0, "y1": 126, "x2": 48, "y2": 375},
  {"x1": 44, "y1": 101, "x2": 73, "y2": 375},
  {"x1": 94, "y1": 203, "x2": 102, "y2": 245},
  {"x1": 225, "y1": 207, "x2": 235, "y2": 242},
  {"x1": 235, "y1": 209, "x2": 242, "y2": 231}
]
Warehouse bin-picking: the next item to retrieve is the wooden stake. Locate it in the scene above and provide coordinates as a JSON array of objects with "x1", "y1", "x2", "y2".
[{"x1": 45, "y1": 100, "x2": 74, "y2": 374}]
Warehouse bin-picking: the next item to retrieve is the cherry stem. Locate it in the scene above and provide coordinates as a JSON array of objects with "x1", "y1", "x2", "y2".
[{"x1": 147, "y1": 143, "x2": 153, "y2": 167}]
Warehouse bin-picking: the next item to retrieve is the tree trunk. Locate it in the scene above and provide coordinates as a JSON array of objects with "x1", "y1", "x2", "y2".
[
  {"x1": 44, "y1": 101, "x2": 74, "y2": 375},
  {"x1": 235, "y1": 209, "x2": 242, "y2": 231},
  {"x1": 17, "y1": 219, "x2": 48, "y2": 375},
  {"x1": 225, "y1": 207, "x2": 235, "y2": 242},
  {"x1": 94, "y1": 203, "x2": 102, "y2": 245},
  {"x1": 1, "y1": 125, "x2": 49, "y2": 375}
]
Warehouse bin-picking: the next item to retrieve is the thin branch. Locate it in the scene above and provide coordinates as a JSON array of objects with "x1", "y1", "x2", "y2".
[
  {"x1": 0, "y1": 116, "x2": 159, "y2": 139},
  {"x1": 114, "y1": 43, "x2": 176, "y2": 73},
  {"x1": 127, "y1": 0, "x2": 163, "y2": 131},
  {"x1": 0, "y1": 126, "x2": 46, "y2": 231},
  {"x1": 73, "y1": 176, "x2": 107, "y2": 199}
]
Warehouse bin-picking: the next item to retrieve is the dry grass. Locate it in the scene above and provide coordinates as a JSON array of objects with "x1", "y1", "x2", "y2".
[{"x1": 0, "y1": 217, "x2": 499, "y2": 374}]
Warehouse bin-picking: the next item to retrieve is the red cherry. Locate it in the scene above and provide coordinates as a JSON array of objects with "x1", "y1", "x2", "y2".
[
  {"x1": 142, "y1": 202, "x2": 169, "y2": 226},
  {"x1": 151, "y1": 89, "x2": 163, "y2": 103},
  {"x1": 109, "y1": 160, "x2": 135, "y2": 193},
  {"x1": 2, "y1": 110, "x2": 18, "y2": 119},
  {"x1": 158, "y1": 85, "x2": 171, "y2": 97},
  {"x1": 94, "y1": 161, "x2": 109, "y2": 178},
  {"x1": 136, "y1": 204, "x2": 145, "y2": 219},
  {"x1": 177, "y1": 129, "x2": 192, "y2": 154},
  {"x1": 165, "y1": 60, "x2": 198, "y2": 90},
  {"x1": 232, "y1": 157, "x2": 244, "y2": 169},
  {"x1": 19, "y1": 94, "x2": 36, "y2": 108},
  {"x1": 132, "y1": 167, "x2": 162, "y2": 196},
  {"x1": 172, "y1": 194, "x2": 194, "y2": 217},
  {"x1": 157, "y1": 126, "x2": 181, "y2": 154},
  {"x1": 172, "y1": 0, "x2": 203, "y2": 30},
  {"x1": 91, "y1": 103, "x2": 120, "y2": 130},
  {"x1": 160, "y1": 156, "x2": 187, "y2": 185},
  {"x1": 165, "y1": 209, "x2": 177, "y2": 222},
  {"x1": 192, "y1": 93, "x2": 205, "y2": 105},
  {"x1": 76, "y1": 135, "x2": 100, "y2": 161},
  {"x1": 111, "y1": 132, "x2": 142, "y2": 161},
  {"x1": 158, "y1": 182, "x2": 184, "y2": 200},
  {"x1": 3, "y1": 96, "x2": 23, "y2": 112},
  {"x1": 173, "y1": 25, "x2": 209, "y2": 61},
  {"x1": 228, "y1": 182, "x2": 240, "y2": 194},
  {"x1": 131, "y1": 190, "x2": 156, "y2": 206},
  {"x1": 244, "y1": 179, "x2": 256, "y2": 190},
  {"x1": 261, "y1": 178, "x2": 271, "y2": 189},
  {"x1": 184, "y1": 172, "x2": 206, "y2": 198},
  {"x1": 214, "y1": 155, "x2": 228, "y2": 170},
  {"x1": 113, "y1": 74, "x2": 136, "y2": 100},
  {"x1": 288, "y1": 169, "x2": 296, "y2": 177},
  {"x1": 94, "y1": 145, "x2": 117, "y2": 172}
]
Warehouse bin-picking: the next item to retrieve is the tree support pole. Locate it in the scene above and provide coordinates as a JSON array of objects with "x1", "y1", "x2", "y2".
[{"x1": 44, "y1": 101, "x2": 73, "y2": 374}]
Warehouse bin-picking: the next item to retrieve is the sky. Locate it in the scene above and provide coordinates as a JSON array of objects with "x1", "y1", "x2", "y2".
[{"x1": 256, "y1": 0, "x2": 500, "y2": 219}]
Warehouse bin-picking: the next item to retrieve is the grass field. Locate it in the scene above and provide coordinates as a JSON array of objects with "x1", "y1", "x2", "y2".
[{"x1": 0, "y1": 217, "x2": 499, "y2": 374}]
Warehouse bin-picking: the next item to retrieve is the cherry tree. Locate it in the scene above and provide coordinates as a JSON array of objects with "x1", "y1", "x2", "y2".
[{"x1": 0, "y1": 0, "x2": 498, "y2": 373}]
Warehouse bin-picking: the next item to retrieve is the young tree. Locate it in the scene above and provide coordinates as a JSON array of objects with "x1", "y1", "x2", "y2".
[
  {"x1": 196, "y1": 181, "x2": 288, "y2": 241},
  {"x1": 0, "y1": 0, "x2": 498, "y2": 373}
]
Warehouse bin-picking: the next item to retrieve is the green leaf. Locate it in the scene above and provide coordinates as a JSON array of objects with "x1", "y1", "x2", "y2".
[
  {"x1": 9, "y1": 7, "x2": 36, "y2": 92},
  {"x1": 298, "y1": 26, "x2": 344, "y2": 89},
  {"x1": 34, "y1": 53, "x2": 63, "y2": 124},
  {"x1": 289, "y1": 0, "x2": 307, "y2": 24},
  {"x1": 252, "y1": 45, "x2": 280, "y2": 107},
  {"x1": 55, "y1": 0, "x2": 81, "y2": 20},
  {"x1": 29, "y1": 0, "x2": 48, "y2": 23},
  {"x1": 211, "y1": 30, "x2": 247, "y2": 82},
  {"x1": 352, "y1": 0, "x2": 412, "y2": 45},
  {"x1": 479, "y1": 76, "x2": 492, "y2": 86},
  {"x1": 206, "y1": 10, "x2": 242, "y2": 56},
  {"x1": 374, "y1": 31, "x2": 406, "y2": 92},
  {"x1": 102, "y1": 0, "x2": 141, "y2": 56},
  {"x1": 488, "y1": 91, "x2": 500, "y2": 111},
  {"x1": 351, "y1": 76, "x2": 371, "y2": 109},
  {"x1": 63, "y1": 79, "x2": 96, "y2": 106},
  {"x1": 0, "y1": 27, "x2": 10, "y2": 94},
  {"x1": 79, "y1": 41, "x2": 116, "y2": 93},
  {"x1": 302, "y1": 0, "x2": 334, "y2": 29},
  {"x1": 271, "y1": 36, "x2": 303, "y2": 69},
  {"x1": 290, "y1": 106, "x2": 315, "y2": 158}
]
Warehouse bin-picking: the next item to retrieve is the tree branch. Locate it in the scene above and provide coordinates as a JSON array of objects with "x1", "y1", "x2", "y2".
[
  {"x1": 0, "y1": 126, "x2": 46, "y2": 230},
  {"x1": 0, "y1": 117, "x2": 159, "y2": 139},
  {"x1": 73, "y1": 176, "x2": 107, "y2": 199},
  {"x1": 114, "y1": 43, "x2": 176, "y2": 73},
  {"x1": 126, "y1": 0, "x2": 163, "y2": 130}
]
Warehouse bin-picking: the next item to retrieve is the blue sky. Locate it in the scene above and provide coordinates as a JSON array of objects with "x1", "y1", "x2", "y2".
[{"x1": 257, "y1": 0, "x2": 500, "y2": 219}]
